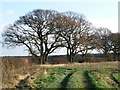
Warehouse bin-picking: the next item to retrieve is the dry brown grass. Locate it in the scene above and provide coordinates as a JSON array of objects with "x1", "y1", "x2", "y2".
[
  {"x1": 2, "y1": 57, "x2": 41, "y2": 88},
  {"x1": 39, "y1": 61, "x2": 119, "y2": 68},
  {"x1": 2, "y1": 64, "x2": 45, "y2": 88}
]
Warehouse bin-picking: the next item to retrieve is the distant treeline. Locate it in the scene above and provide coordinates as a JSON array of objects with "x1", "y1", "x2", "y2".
[{"x1": 2, "y1": 53, "x2": 120, "y2": 64}]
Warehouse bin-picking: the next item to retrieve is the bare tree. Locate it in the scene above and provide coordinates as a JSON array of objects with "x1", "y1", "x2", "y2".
[
  {"x1": 78, "y1": 30, "x2": 96, "y2": 61},
  {"x1": 95, "y1": 27, "x2": 112, "y2": 60},
  {"x1": 108, "y1": 33, "x2": 120, "y2": 60},
  {"x1": 54, "y1": 12, "x2": 93, "y2": 62},
  {"x1": 2, "y1": 8, "x2": 114, "y2": 64},
  {"x1": 2, "y1": 9, "x2": 61, "y2": 64}
]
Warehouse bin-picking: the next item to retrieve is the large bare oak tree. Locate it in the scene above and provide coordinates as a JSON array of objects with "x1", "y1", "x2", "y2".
[{"x1": 2, "y1": 9, "x2": 62, "y2": 64}]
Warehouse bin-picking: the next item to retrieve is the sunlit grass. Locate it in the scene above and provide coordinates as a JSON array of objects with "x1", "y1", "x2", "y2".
[{"x1": 113, "y1": 73, "x2": 120, "y2": 83}]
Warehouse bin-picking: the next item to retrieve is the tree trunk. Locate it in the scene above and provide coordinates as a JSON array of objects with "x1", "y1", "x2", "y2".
[
  {"x1": 113, "y1": 53, "x2": 116, "y2": 61},
  {"x1": 43, "y1": 54, "x2": 48, "y2": 64},
  {"x1": 104, "y1": 53, "x2": 109, "y2": 61},
  {"x1": 81, "y1": 55, "x2": 85, "y2": 62},
  {"x1": 39, "y1": 56, "x2": 43, "y2": 64},
  {"x1": 69, "y1": 53, "x2": 73, "y2": 63}
]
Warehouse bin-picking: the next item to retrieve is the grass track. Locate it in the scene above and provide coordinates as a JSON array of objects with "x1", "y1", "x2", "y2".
[
  {"x1": 2, "y1": 61, "x2": 119, "y2": 89},
  {"x1": 35, "y1": 67, "x2": 120, "y2": 89}
]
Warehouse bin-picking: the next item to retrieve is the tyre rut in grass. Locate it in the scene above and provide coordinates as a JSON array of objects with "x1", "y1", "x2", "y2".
[
  {"x1": 111, "y1": 70, "x2": 120, "y2": 87},
  {"x1": 60, "y1": 72, "x2": 74, "y2": 89},
  {"x1": 84, "y1": 71, "x2": 97, "y2": 89},
  {"x1": 35, "y1": 68, "x2": 76, "y2": 88},
  {"x1": 86, "y1": 69, "x2": 120, "y2": 89}
]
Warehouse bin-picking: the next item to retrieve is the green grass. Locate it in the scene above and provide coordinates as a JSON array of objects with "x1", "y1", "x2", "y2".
[
  {"x1": 113, "y1": 73, "x2": 120, "y2": 83},
  {"x1": 87, "y1": 69, "x2": 119, "y2": 89},
  {"x1": 66, "y1": 70, "x2": 86, "y2": 88},
  {"x1": 35, "y1": 67, "x2": 120, "y2": 89},
  {"x1": 35, "y1": 67, "x2": 76, "y2": 88}
]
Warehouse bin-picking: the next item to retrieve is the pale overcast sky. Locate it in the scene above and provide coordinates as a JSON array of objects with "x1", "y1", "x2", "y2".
[{"x1": 0, "y1": 0, "x2": 119, "y2": 56}]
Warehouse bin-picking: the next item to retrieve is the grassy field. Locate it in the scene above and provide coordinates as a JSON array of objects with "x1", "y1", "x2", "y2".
[
  {"x1": 113, "y1": 73, "x2": 120, "y2": 83},
  {"x1": 2, "y1": 61, "x2": 120, "y2": 89}
]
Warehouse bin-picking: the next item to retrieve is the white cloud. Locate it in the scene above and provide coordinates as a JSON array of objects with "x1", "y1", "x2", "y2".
[{"x1": 88, "y1": 18, "x2": 118, "y2": 33}]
